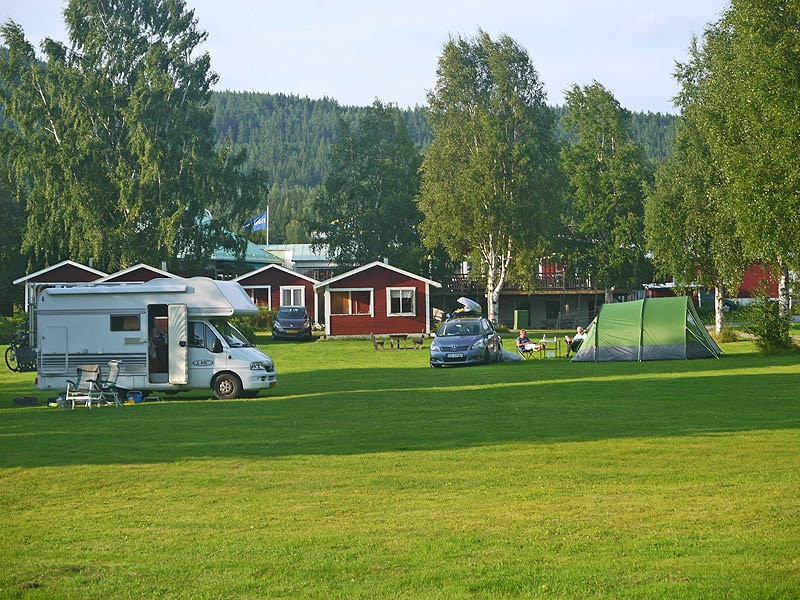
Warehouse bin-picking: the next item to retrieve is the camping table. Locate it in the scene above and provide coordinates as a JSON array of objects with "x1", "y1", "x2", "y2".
[
  {"x1": 541, "y1": 337, "x2": 561, "y2": 358},
  {"x1": 389, "y1": 334, "x2": 408, "y2": 349}
]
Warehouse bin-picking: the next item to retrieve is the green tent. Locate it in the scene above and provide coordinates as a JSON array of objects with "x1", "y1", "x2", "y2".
[{"x1": 572, "y1": 296, "x2": 722, "y2": 362}]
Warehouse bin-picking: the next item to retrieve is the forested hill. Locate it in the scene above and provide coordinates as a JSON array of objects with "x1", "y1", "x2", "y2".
[{"x1": 209, "y1": 91, "x2": 676, "y2": 243}]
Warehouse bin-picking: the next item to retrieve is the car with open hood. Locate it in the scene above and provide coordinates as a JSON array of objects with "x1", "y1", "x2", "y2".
[{"x1": 429, "y1": 297, "x2": 504, "y2": 367}]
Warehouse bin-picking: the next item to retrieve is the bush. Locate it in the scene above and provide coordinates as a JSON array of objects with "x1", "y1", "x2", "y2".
[
  {"x1": 0, "y1": 306, "x2": 29, "y2": 344},
  {"x1": 713, "y1": 327, "x2": 739, "y2": 343},
  {"x1": 740, "y1": 287, "x2": 796, "y2": 354},
  {"x1": 231, "y1": 305, "x2": 276, "y2": 343}
]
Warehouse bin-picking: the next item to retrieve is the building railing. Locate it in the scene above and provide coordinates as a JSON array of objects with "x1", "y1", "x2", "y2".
[{"x1": 446, "y1": 273, "x2": 596, "y2": 293}]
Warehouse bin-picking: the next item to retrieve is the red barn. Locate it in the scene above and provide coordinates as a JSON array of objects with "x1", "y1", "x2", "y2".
[
  {"x1": 315, "y1": 261, "x2": 441, "y2": 337},
  {"x1": 234, "y1": 264, "x2": 319, "y2": 323}
]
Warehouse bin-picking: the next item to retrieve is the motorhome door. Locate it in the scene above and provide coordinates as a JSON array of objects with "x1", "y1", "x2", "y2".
[{"x1": 168, "y1": 304, "x2": 189, "y2": 385}]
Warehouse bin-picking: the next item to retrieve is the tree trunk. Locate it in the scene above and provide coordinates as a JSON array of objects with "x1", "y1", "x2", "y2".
[
  {"x1": 778, "y1": 264, "x2": 791, "y2": 320},
  {"x1": 714, "y1": 286, "x2": 725, "y2": 335}
]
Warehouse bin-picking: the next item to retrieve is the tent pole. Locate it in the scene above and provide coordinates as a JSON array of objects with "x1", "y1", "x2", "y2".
[{"x1": 638, "y1": 296, "x2": 647, "y2": 362}]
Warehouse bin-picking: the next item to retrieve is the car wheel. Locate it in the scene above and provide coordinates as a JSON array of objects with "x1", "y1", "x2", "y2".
[
  {"x1": 213, "y1": 373, "x2": 242, "y2": 399},
  {"x1": 431, "y1": 362, "x2": 442, "y2": 368},
  {"x1": 483, "y1": 348, "x2": 491, "y2": 364}
]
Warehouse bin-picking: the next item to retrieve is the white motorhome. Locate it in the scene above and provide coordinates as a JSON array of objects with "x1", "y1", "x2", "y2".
[{"x1": 33, "y1": 277, "x2": 277, "y2": 399}]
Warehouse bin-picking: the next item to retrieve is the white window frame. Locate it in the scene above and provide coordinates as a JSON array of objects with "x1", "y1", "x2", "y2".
[
  {"x1": 281, "y1": 286, "x2": 305, "y2": 307},
  {"x1": 386, "y1": 287, "x2": 416, "y2": 317},
  {"x1": 329, "y1": 288, "x2": 374, "y2": 316},
  {"x1": 244, "y1": 285, "x2": 271, "y2": 309}
]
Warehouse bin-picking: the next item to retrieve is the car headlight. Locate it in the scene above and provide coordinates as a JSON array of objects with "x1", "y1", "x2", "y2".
[
  {"x1": 430, "y1": 340, "x2": 440, "y2": 351},
  {"x1": 471, "y1": 339, "x2": 485, "y2": 350},
  {"x1": 250, "y1": 361, "x2": 268, "y2": 370}
]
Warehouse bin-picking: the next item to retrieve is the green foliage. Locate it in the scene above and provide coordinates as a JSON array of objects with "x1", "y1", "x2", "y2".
[
  {"x1": 739, "y1": 287, "x2": 796, "y2": 354},
  {"x1": 0, "y1": 0, "x2": 265, "y2": 273},
  {"x1": 312, "y1": 101, "x2": 424, "y2": 273},
  {"x1": 713, "y1": 327, "x2": 739, "y2": 343},
  {"x1": 561, "y1": 82, "x2": 654, "y2": 290},
  {"x1": 0, "y1": 305, "x2": 27, "y2": 343},
  {"x1": 419, "y1": 30, "x2": 564, "y2": 321},
  {"x1": 687, "y1": 2, "x2": 800, "y2": 315},
  {"x1": 232, "y1": 305, "x2": 276, "y2": 342}
]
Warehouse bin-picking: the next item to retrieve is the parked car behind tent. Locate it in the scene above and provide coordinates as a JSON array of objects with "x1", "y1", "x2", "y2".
[{"x1": 571, "y1": 296, "x2": 722, "y2": 362}]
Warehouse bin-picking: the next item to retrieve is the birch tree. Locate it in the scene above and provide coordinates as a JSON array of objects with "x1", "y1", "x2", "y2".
[
  {"x1": 699, "y1": 0, "x2": 800, "y2": 318},
  {"x1": 417, "y1": 30, "x2": 563, "y2": 323},
  {"x1": 561, "y1": 82, "x2": 653, "y2": 293},
  {"x1": 645, "y1": 37, "x2": 748, "y2": 335},
  {"x1": 0, "y1": 0, "x2": 265, "y2": 272}
]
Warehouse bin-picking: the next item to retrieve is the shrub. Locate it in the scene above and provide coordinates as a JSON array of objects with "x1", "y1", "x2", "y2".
[
  {"x1": 713, "y1": 327, "x2": 739, "y2": 343},
  {"x1": 231, "y1": 305, "x2": 276, "y2": 343},
  {"x1": 0, "y1": 306, "x2": 29, "y2": 344},
  {"x1": 740, "y1": 286, "x2": 796, "y2": 354}
]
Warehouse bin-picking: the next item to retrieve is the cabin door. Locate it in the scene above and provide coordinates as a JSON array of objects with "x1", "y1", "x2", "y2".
[{"x1": 168, "y1": 304, "x2": 188, "y2": 385}]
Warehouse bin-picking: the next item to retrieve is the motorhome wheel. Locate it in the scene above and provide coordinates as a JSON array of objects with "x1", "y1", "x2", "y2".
[{"x1": 213, "y1": 373, "x2": 242, "y2": 399}]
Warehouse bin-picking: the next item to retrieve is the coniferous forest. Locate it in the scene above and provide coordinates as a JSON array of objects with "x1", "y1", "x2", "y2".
[{"x1": 209, "y1": 91, "x2": 675, "y2": 244}]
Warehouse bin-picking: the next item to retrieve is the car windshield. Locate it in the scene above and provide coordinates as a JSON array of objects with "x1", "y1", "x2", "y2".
[
  {"x1": 278, "y1": 307, "x2": 306, "y2": 318},
  {"x1": 209, "y1": 319, "x2": 252, "y2": 348},
  {"x1": 439, "y1": 320, "x2": 481, "y2": 337}
]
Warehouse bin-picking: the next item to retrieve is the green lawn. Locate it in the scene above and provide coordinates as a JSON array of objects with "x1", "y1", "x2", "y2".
[{"x1": 1, "y1": 334, "x2": 799, "y2": 598}]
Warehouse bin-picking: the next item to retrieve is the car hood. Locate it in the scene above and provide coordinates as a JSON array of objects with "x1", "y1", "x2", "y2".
[
  {"x1": 432, "y1": 334, "x2": 482, "y2": 346},
  {"x1": 276, "y1": 317, "x2": 307, "y2": 326}
]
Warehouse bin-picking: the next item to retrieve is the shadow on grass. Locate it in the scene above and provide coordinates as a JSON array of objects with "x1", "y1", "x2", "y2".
[{"x1": 2, "y1": 352, "x2": 800, "y2": 467}]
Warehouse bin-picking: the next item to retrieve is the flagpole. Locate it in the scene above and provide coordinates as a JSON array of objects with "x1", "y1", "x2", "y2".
[{"x1": 265, "y1": 204, "x2": 269, "y2": 246}]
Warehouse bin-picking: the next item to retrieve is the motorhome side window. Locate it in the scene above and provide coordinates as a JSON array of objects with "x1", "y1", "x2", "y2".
[
  {"x1": 190, "y1": 322, "x2": 220, "y2": 351},
  {"x1": 110, "y1": 315, "x2": 140, "y2": 331}
]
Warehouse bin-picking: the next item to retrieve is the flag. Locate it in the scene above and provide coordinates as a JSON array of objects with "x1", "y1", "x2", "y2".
[{"x1": 244, "y1": 210, "x2": 267, "y2": 232}]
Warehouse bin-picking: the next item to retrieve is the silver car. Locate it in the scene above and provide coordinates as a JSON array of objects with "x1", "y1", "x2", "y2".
[{"x1": 429, "y1": 316, "x2": 504, "y2": 367}]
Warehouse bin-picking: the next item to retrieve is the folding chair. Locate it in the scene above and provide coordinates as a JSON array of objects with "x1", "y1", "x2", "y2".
[
  {"x1": 97, "y1": 360, "x2": 123, "y2": 406},
  {"x1": 517, "y1": 341, "x2": 544, "y2": 360},
  {"x1": 65, "y1": 364, "x2": 102, "y2": 409}
]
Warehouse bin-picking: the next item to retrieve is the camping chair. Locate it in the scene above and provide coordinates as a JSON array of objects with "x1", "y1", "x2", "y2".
[
  {"x1": 65, "y1": 364, "x2": 102, "y2": 409},
  {"x1": 517, "y1": 341, "x2": 544, "y2": 360},
  {"x1": 96, "y1": 360, "x2": 123, "y2": 407}
]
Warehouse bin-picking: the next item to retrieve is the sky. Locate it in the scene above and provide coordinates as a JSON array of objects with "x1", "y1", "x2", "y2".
[{"x1": 1, "y1": 0, "x2": 729, "y2": 114}]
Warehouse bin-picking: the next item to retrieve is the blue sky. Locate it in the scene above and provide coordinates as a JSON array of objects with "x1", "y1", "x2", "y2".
[{"x1": 2, "y1": 0, "x2": 728, "y2": 114}]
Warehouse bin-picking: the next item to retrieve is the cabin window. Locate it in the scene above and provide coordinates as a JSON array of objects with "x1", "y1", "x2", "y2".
[
  {"x1": 110, "y1": 315, "x2": 140, "y2": 331},
  {"x1": 329, "y1": 289, "x2": 372, "y2": 316},
  {"x1": 387, "y1": 288, "x2": 415, "y2": 316},
  {"x1": 281, "y1": 286, "x2": 305, "y2": 306}
]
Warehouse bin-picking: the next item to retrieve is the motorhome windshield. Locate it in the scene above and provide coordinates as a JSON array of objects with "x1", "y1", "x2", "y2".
[{"x1": 210, "y1": 319, "x2": 252, "y2": 348}]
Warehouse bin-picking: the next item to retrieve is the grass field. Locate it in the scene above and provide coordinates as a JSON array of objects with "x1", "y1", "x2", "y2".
[{"x1": 1, "y1": 333, "x2": 799, "y2": 598}]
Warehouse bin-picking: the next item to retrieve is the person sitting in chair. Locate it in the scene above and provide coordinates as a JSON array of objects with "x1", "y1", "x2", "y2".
[
  {"x1": 565, "y1": 326, "x2": 587, "y2": 358},
  {"x1": 516, "y1": 329, "x2": 544, "y2": 353}
]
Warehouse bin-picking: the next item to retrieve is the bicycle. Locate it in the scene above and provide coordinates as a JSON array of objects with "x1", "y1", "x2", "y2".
[{"x1": 5, "y1": 331, "x2": 37, "y2": 373}]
